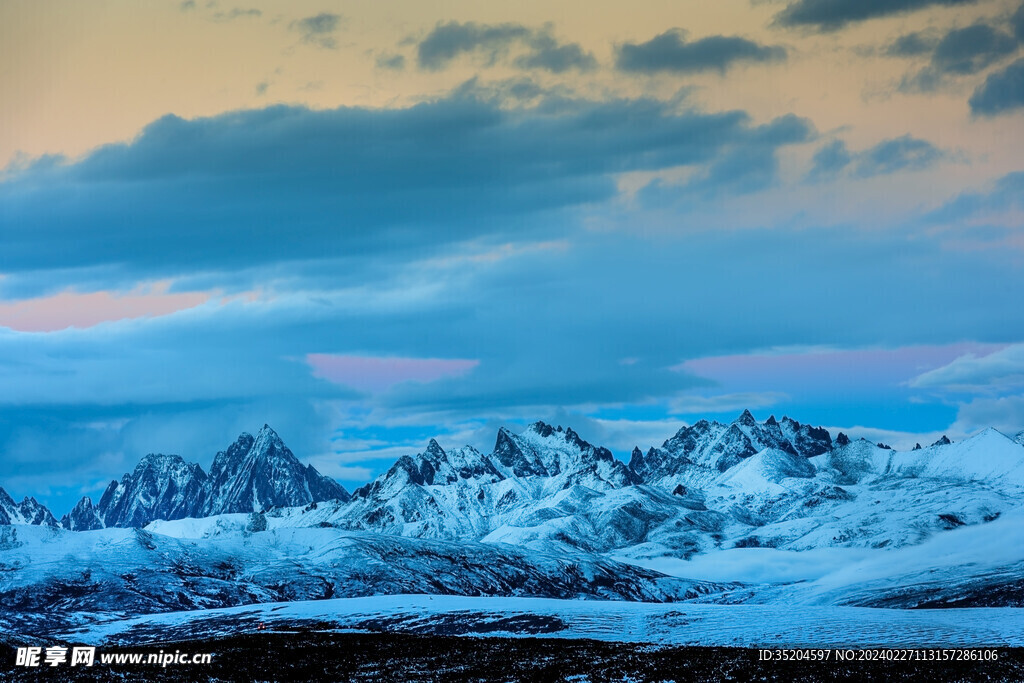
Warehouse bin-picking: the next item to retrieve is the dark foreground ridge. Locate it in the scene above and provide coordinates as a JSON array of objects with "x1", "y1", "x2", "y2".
[{"x1": 4, "y1": 632, "x2": 1023, "y2": 683}]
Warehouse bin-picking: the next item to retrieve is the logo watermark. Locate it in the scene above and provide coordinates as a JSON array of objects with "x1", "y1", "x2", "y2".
[{"x1": 15, "y1": 646, "x2": 212, "y2": 668}]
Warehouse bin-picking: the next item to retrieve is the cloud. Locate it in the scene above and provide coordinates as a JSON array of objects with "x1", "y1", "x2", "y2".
[
  {"x1": 951, "y1": 394, "x2": 1024, "y2": 435},
  {"x1": 416, "y1": 21, "x2": 595, "y2": 72},
  {"x1": 853, "y1": 135, "x2": 946, "y2": 176},
  {"x1": 179, "y1": 0, "x2": 196, "y2": 11},
  {"x1": 897, "y1": 23, "x2": 1019, "y2": 92},
  {"x1": 930, "y1": 23, "x2": 1017, "y2": 74},
  {"x1": 4, "y1": 216, "x2": 1024, "y2": 511},
  {"x1": 1015, "y1": 2, "x2": 1024, "y2": 43},
  {"x1": 806, "y1": 139, "x2": 853, "y2": 180},
  {"x1": 212, "y1": 7, "x2": 261, "y2": 22},
  {"x1": 616, "y1": 29, "x2": 786, "y2": 74},
  {"x1": 290, "y1": 12, "x2": 343, "y2": 49},
  {"x1": 0, "y1": 90, "x2": 814, "y2": 295},
  {"x1": 375, "y1": 53, "x2": 405, "y2": 70},
  {"x1": 514, "y1": 31, "x2": 597, "y2": 73},
  {"x1": 0, "y1": 281, "x2": 211, "y2": 332},
  {"x1": 928, "y1": 170, "x2": 1024, "y2": 222},
  {"x1": 970, "y1": 57, "x2": 1024, "y2": 115},
  {"x1": 668, "y1": 392, "x2": 788, "y2": 415},
  {"x1": 306, "y1": 354, "x2": 480, "y2": 393},
  {"x1": 806, "y1": 135, "x2": 946, "y2": 182},
  {"x1": 774, "y1": 0, "x2": 979, "y2": 32},
  {"x1": 884, "y1": 31, "x2": 941, "y2": 57},
  {"x1": 910, "y1": 344, "x2": 1024, "y2": 394}
]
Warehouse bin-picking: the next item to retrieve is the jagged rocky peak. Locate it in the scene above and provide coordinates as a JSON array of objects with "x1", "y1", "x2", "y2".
[
  {"x1": 0, "y1": 488, "x2": 59, "y2": 527},
  {"x1": 493, "y1": 427, "x2": 549, "y2": 478},
  {"x1": 204, "y1": 424, "x2": 350, "y2": 515},
  {"x1": 931, "y1": 435, "x2": 952, "y2": 447},
  {"x1": 737, "y1": 409, "x2": 758, "y2": 426},
  {"x1": 641, "y1": 410, "x2": 833, "y2": 478},
  {"x1": 61, "y1": 496, "x2": 103, "y2": 531},
  {"x1": 628, "y1": 447, "x2": 644, "y2": 471},
  {"x1": 395, "y1": 439, "x2": 505, "y2": 488},
  {"x1": 98, "y1": 453, "x2": 209, "y2": 528},
  {"x1": 515, "y1": 421, "x2": 636, "y2": 487},
  {"x1": 1016, "y1": 430, "x2": 1024, "y2": 447}
]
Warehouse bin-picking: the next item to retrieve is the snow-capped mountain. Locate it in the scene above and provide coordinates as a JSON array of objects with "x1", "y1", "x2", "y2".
[
  {"x1": 335, "y1": 423, "x2": 638, "y2": 542},
  {"x1": 97, "y1": 453, "x2": 210, "y2": 528},
  {"x1": 202, "y1": 425, "x2": 350, "y2": 516},
  {"x1": 0, "y1": 488, "x2": 58, "y2": 527},
  {"x1": 4, "y1": 411, "x2": 1024, "y2": 646},
  {"x1": 629, "y1": 410, "x2": 832, "y2": 491},
  {"x1": 47, "y1": 425, "x2": 350, "y2": 530}
]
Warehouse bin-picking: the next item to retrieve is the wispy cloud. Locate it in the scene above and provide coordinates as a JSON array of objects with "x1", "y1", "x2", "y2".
[
  {"x1": 774, "y1": 0, "x2": 979, "y2": 32},
  {"x1": 616, "y1": 29, "x2": 786, "y2": 74},
  {"x1": 306, "y1": 354, "x2": 480, "y2": 393},
  {"x1": 291, "y1": 12, "x2": 343, "y2": 49},
  {"x1": 416, "y1": 21, "x2": 595, "y2": 72}
]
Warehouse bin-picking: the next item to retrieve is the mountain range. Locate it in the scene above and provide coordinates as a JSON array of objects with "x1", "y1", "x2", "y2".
[
  {"x1": 5, "y1": 412, "x2": 1023, "y2": 553},
  {"x1": 4, "y1": 411, "x2": 1024, "y2": 641},
  {"x1": 19, "y1": 425, "x2": 350, "y2": 531}
]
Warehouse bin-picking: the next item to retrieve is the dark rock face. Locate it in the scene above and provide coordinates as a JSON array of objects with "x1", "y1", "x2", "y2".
[
  {"x1": 493, "y1": 428, "x2": 549, "y2": 478},
  {"x1": 931, "y1": 435, "x2": 952, "y2": 447},
  {"x1": 60, "y1": 496, "x2": 104, "y2": 531},
  {"x1": 203, "y1": 425, "x2": 350, "y2": 516},
  {"x1": 97, "y1": 454, "x2": 210, "y2": 528},
  {"x1": 76, "y1": 426, "x2": 349, "y2": 529}
]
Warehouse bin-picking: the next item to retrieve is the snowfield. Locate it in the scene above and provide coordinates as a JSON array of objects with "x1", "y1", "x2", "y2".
[{"x1": 58, "y1": 595, "x2": 1024, "y2": 649}]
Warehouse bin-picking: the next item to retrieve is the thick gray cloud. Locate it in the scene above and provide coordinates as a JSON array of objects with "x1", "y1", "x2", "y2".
[
  {"x1": 775, "y1": 0, "x2": 978, "y2": 32},
  {"x1": 416, "y1": 21, "x2": 595, "y2": 72},
  {"x1": 806, "y1": 139, "x2": 853, "y2": 180},
  {"x1": 931, "y1": 24, "x2": 1017, "y2": 74},
  {"x1": 514, "y1": 33, "x2": 597, "y2": 73},
  {"x1": 616, "y1": 29, "x2": 785, "y2": 74},
  {"x1": 291, "y1": 12, "x2": 343, "y2": 49},
  {"x1": 1015, "y1": 2, "x2": 1024, "y2": 42},
  {"x1": 884, "y1": 31, "x2": 941, "y2": 57},
  {"x1": 969, "y1": 57, "x2": 1024, "y2": 114},
  {"x1": 854, "y1": 135, "x2": 946, "y2": 176},
  {"x1": 0, "y1": 91, "x2": 813, "y2": 296},
  {"x1": 896, "y1": 22, "x2": 1020, "y2": 92},
  {"x1": 806, "y1": 135, "x2": 946, "y2": 182}
]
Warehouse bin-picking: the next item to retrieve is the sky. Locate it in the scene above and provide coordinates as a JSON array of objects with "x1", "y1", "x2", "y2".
[{"x1": 1, "y1": 0, "x2": 1023, "y2": 515}]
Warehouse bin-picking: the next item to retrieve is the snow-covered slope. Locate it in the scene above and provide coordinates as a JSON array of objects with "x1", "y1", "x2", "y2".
[
  {"x1": 0, "y1": 523, "x2": 729, "y2": 638},
  {"x1": 59, "y1": 595, "x2": 1024, "y2": 649}
]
